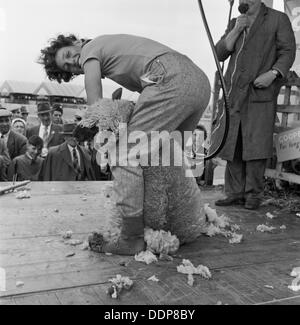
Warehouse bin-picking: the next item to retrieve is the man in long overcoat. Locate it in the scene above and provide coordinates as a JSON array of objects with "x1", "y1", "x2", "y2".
[{"x1": 215, "y1": 0, "x2": 296, "y2": 209}]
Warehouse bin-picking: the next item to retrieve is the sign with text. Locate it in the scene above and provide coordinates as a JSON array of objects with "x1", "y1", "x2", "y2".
[{"x1": 275, "y1": 127, "x2": 300, "y2": 162}]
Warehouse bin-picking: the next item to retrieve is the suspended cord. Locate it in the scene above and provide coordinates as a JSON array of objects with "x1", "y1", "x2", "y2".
[{"x1": 197, "y1": 0, "x2": 231, "y2": 161}]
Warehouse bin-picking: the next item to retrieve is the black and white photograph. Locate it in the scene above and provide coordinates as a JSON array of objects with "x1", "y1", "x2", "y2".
[{"x1": 0, "y1": 0, "x2": 300, "y2": 308}]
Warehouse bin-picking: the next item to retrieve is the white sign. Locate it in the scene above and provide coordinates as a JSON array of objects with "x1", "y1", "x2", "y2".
[{"x1": 275, "y1": 127, "x2": 300, "y2": 162}]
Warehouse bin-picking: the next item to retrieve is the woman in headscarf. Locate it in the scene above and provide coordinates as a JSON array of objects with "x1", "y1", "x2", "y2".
[{"x1": 12, "y1": 118, "x2": 26, "y2": 137}]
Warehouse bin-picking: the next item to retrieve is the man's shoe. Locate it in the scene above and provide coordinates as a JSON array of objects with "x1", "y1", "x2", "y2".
[
  {"x1": 245, "y1": 197, "x2": 261, "y2": 210},
  {"x1": 215, "y1": 196, "x2": 245, "y2": 207}
]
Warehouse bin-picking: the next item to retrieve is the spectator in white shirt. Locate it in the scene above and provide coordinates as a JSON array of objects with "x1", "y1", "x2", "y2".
[{"x1": 26, "y1": 102, "x2": 64, "y2": 157}]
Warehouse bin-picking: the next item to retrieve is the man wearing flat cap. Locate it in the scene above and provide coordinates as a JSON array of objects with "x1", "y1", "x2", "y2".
[
  {"x1": 8, "y1": 107, "x2": 22, "y2": 120},
  {"x1": 20, "y1": 106, "x2": 29, "y2": 122},
  {"x1": 0, "y1": 109, "x2": 27, "y2": 160},
  {"x1": 26, "y1": 102, "x2": 64, "y2": 157},
  {"x1": 39, "y1": 123, "x2": 95, "y2": 181}
]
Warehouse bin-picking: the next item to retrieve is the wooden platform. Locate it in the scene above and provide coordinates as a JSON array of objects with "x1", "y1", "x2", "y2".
[{"x1": 1, "y1": 182, "x2": 300, "y2": 305}]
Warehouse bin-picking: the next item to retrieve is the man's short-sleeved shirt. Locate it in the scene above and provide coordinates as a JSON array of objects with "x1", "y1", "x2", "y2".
[{"x1": 79, "y1": 34, "x2": 176, "y2": 92}]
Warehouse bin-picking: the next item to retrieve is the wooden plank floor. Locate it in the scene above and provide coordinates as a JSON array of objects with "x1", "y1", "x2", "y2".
[{"x1": 1, "y1": 182, "x2": 300, "y2": 305}]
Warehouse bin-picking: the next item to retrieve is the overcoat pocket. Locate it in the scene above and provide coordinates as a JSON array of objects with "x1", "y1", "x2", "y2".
[{"x1": 250, "y1": 84, "x2": 275, "y2": 103}]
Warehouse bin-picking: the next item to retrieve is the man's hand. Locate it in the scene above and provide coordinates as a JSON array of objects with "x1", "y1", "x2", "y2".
[
  {"x1": 224, "y1": 14, "x2": 250, "y2": 51},
  {"x1": 234, "y1": 14, "x2": 250, "y2": 33},
  {"x1": 254, "y1": 71, "x2": 277, "y2": 89}
]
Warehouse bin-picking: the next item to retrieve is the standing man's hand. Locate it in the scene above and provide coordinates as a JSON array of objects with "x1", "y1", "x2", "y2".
[
  {"x1": 224, "y1": 14, "x2": 250, "y2": 52},
  {"x1": 234, "y1": 14, "x2": 250, "y2": 33},
  {"x1": 254, "y1": 71, "x2": 277, "y2": 89}
]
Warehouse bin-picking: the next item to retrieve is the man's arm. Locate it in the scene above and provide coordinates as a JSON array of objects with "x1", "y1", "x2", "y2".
[
  {"x1": 224, "y1": 15, "x2": 249, "y2": 51},
  {"x1": 38, "y1": 154, "x2": 51, "y2": 181},
  {"x1": 81, "y1": 147, "x2": 96, "y2": 181},
  {"x1": 84, "y1": 59, "x2": 103, "y2": 105},
  {"x1": 272, "y1": 13, "x2": 296, "y2": 78},
  {"x1": 0, "y1": 140, "x2": 11, "y2": 181},
  {"x1": 254, "y1": 13, "x2": 296, "y2": 89},
  {"x1": 215, "y1": 16, "x2": 249, "y2": 62},
  {"x1": 0, "y1": 140, "x2": 11, "y2": 168},
  {"x1": 19, "y1": 136, "x2": 27, "y2": 156}
]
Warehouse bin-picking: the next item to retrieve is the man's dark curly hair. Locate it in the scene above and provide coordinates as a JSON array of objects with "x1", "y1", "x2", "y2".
[{"x1": 39, "y1": 34, "x2": 80, "y2": 83}]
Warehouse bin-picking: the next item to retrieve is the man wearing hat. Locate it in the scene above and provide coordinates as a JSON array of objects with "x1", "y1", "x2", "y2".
[
  {"x1": 20, "y1": 106, "x2": 29, "y2": 122},
  {"x1": 39, "y1": 122, "x2": 95, "y2": 181},
  {"x1": 0, "y1": 109, "x2": 27, "y2": 160},
  {"x1": 8, "y1": 107, "x2": 22, "y2": 120},
  {"x1": 51, "y1": 103, "x2": 64, "y2": 125},
  {"x1": 26, "y1": 102, "x2": 64, "y2": 157}
]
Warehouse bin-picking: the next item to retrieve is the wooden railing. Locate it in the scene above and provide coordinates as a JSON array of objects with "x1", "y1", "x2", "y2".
[{"x1": 265, "y1": 72, "x2": 300, "y2": 185}]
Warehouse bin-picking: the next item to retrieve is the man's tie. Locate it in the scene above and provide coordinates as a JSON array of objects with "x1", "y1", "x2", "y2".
[
  {"x1": 72, "y1": 148, "x2": 82, "y2": 180},
  {"x1": 43, "y1": 127, "x2": 49, "y2": 144}
]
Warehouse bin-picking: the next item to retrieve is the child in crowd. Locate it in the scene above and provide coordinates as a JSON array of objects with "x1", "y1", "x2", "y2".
[{"x1": 8, "y1": 135, "x2": 44, "y2": 181}]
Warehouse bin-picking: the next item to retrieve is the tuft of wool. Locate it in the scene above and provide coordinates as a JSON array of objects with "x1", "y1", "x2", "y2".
[
  {"x1": 291, "y1": 267, "x2": 300, "y2": 277},
  {"x1": 135, "y1": 250, "x2": 158, "y2": 265},
  {"x1": 144, "y1": 228, "x2": 180, "y2": 255},
  {"x1": 256, "y1": 224, "x2": 276, "y2": 233},
  {"x1": 177, "y1": 259, "x2": 212, "y2": 285},
  {"x1": 202, "y1": 204, "x2": 243, "y2": 244},
  {"x1": 107, "y1": 275, "x2": 134, "y2": 299},
  {"x1": 204, "y1": 204, "x2": 230, "y2": 228},
  {"x1": 16, "y1": 190, "x2": 31, "y2": 199},
  {"x1": 289, "y1": 267, "x2": 300, "y2": 292}
]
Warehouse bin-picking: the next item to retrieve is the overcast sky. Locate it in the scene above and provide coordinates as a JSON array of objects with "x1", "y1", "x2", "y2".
[{"x1": 0, "y1": 0, "x2": 283, "y2": 98}]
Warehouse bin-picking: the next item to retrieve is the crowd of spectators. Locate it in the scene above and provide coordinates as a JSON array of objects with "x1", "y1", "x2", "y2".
[{"x1": 0, "y1": 102, "x2": 112, "y2": 182}]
